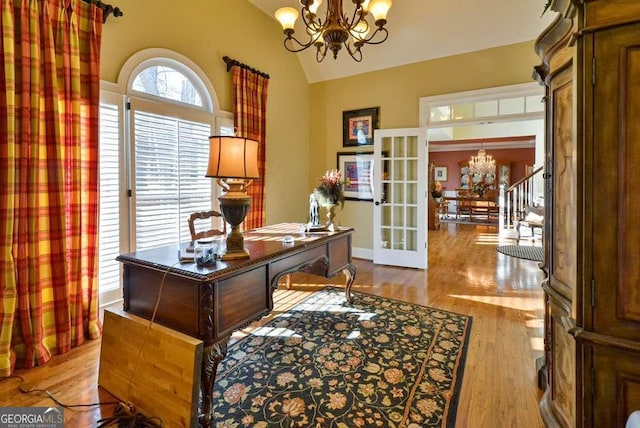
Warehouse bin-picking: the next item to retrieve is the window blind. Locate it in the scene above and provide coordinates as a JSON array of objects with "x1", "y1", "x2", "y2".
[
  {"x1": 134, "y1": 111, "x2": 211, "y2": 250},
  {"x1": 98, "y1": 102, "x2": 121, "y2": 292}
]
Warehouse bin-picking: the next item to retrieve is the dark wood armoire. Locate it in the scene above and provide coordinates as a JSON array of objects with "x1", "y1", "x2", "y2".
[{"x1": 533, "y1": 0, "x2": 640, "y2": 426}]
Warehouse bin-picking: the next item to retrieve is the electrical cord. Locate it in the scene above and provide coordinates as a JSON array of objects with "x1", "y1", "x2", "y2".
[
  {"x1": 126, "y1": 261, "x2": 179, "y2": 401},
  {"x1": 0, "y1": 261, "x2": 181, "y2": 428},
  {"x1": 0, "y1": 374, "x2": 120, "y2": 409},
  {"x1": 96, "y1": 402, "x2": 163, "y2": 427}
]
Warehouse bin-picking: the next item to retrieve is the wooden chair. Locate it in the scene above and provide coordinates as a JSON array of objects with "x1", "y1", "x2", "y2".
[
  {"x1": 187, "y1": 210, "x2": 227, "y2": 241},
  {"x1": 516, "y1": 205, "x2": 544, "y2": 244},
  {"x1": 456, "y1": 189, "x2": 472, "y2": 219},
  {"x1": 484, "y1": 189, "x2": 500, "y2": 222}
]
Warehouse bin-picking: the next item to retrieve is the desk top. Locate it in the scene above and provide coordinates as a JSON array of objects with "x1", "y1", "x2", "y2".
[{"x1": 116, "y1": 223, "x2": 352, "y2": 280}]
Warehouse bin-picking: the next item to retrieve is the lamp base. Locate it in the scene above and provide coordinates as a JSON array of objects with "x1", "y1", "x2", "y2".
[
  {"x1": 218, "y1": 188, "x2": 252, "y2": 260},
  {"x1": 221, "y1": 229, "x2": 250, "y2": 260},
  {"x1": 220, "y1": 248, "x2": 250, "y2": 261}
]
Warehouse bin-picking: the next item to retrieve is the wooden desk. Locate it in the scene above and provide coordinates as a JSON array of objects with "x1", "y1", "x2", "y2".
[{"x1": 117, "y1": 223, "x2": 355, "y2": 426}]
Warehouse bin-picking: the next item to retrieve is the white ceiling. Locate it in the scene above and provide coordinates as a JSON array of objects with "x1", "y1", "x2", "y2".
[{"x1": 248, "y1": 0, "x2": 555, "y2": 83}]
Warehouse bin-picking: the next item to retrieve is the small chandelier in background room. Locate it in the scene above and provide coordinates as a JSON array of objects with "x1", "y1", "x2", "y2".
[
  {"x1": 469, "y1": 145, "x2": 496, "y2": 176},
  {"x1": 274, "y1": 0, "x2": 393, "y2": 62}
]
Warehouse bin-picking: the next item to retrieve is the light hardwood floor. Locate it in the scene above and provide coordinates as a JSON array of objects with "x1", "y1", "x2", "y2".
[{"x1": 0, "y1": 223, "x2": 545, "y2": 427}]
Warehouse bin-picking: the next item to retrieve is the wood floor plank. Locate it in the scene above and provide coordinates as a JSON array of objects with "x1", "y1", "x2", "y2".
[{"x1": 0, "y1": 223, "x2": 544, "y2": 427}]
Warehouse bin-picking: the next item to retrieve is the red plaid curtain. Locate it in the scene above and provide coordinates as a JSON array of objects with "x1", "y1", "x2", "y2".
[
  {"x1": 0, "y1": 0, "x2": 102, "y2": 376},
  {"x1": 232, "y1": 67, "x2": 269, "y2": 230}
]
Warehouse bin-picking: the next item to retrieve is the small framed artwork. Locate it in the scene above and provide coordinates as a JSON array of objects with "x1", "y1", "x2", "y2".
[
  {"x1": 342, "y1": 107, "x2": 379, "y2": 147},
  {"x1": 337, "y1": 151, "x2": 374, "y2": 201},
  {"x1": 434, "y1": 166, "x2": 448, "y2": 181}
]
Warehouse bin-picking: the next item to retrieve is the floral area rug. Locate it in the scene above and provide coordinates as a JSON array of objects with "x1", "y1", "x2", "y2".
[{"x1": 212, "y1": 287, "x2": 473, "y2": 427}]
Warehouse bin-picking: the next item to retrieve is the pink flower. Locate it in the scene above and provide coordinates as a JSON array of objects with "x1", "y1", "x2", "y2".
[
  {"x1": 315, "y1": 169, "x2": 345, "y2": 207},
  {"x1": 223, "y1": 383, "x2": 246, "y2": 404}
]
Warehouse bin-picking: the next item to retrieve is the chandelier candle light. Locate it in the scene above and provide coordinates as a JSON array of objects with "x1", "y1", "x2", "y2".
[
  {"x1": 274, "y1": 0, "x2": 393, "y2": 62},
  {"x1": 469, "y1": 145, "x2": 496, "y2": 176}
]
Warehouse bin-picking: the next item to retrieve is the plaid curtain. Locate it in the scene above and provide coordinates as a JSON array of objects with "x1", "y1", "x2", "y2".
[
  {"x1": 232, "y1": 66, "x2": 269, "y2": 230},
  {"x1": 0, "y1": 0, "x2": 102, "y2": 377}
]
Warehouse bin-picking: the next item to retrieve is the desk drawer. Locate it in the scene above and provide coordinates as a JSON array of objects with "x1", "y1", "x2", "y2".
[
  {"x1": 271, "y1": 245, "x2": 326, "y2": 277},
  {"x1": 215, "y1": 266, "x2": 269, "y2": 339}
]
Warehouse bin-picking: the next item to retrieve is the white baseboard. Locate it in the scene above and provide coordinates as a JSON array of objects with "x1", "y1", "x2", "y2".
[{"x1": 352, "y1": 247, "x2": 373, "y2": 260}]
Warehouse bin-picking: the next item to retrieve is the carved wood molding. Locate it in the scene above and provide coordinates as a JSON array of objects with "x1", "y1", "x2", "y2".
[
  {"x1": 533, "y1": 0, "x2": 578, "y2": 84},
  {"x1": 566, "y1": 320, "x2": 640, "y2": 352}
]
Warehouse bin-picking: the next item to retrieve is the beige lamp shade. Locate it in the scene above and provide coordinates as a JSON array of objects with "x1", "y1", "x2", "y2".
[
  {"x1": 275, "y1": 7, "x2": 299, "y2": 31},
  {"x1": 308, "y1": 0, "x2": 323, "y2": 15},
  {"x1": 369, "y1": 0, "x2": 392, "y2": 22},
  {"x1": 206, "y1": 136, "x2": 260, "y2": 179}
]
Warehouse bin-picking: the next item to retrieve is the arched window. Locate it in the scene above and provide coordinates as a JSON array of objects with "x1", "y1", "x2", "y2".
[
  {"x1": 130, "y1": 60, "x2": 209, "y2": 109},
  {"x1": 98, "y1": 49, "x2": 232, "y2": 305}
]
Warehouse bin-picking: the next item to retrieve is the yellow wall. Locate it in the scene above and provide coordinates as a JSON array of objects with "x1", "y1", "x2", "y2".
[
  {"x1": 100, "y1": 0, "x2": 311, "y2": 224},
  {"x1": 309, "y1": 41, "x2": 541, "y2": 249},
  {"x1": 101, "y1": 3, "x2": 539, "y2": 249}
]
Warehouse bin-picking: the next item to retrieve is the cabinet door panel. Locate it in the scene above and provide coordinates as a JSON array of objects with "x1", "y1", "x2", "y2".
[
  {"x1": 592, "y1": 26, "x2": 640, "y2": 337},
  {"x1": 591, "y1": 345, "x2": 640, "y2": 428},
  {"x1": 549, "y1": 68, "x2": 576, "y2": 301}
]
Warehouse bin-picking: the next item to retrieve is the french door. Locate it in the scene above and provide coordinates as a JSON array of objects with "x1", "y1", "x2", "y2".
[{"x1": 372, "y1": 128, "x2": 427, "y2": 269}]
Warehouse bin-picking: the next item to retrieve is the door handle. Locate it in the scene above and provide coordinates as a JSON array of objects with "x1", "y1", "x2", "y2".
[{"x1": 375, "y1": 201, "x2": 380, "y2": 206}]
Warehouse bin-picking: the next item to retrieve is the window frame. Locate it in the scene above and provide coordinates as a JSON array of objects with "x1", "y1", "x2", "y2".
[{"x1": 98, "y1": 49, "x2": 232, "y2": 308}]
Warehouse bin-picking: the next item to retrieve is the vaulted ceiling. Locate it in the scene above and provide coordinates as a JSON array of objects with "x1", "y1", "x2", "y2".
[{"x1": 248, "y1": 0, "x2": 554, "y2": 83}]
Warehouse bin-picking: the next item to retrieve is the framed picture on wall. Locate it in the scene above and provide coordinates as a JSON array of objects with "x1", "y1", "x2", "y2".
[
  {"x1": 434, "y1": 166, "x2": 448, "y2": 181},
  {"x1": 342, "y1": 107, "x2": 379, "y2": 147},
  {"x1": 337, "y1": 152, "x2": 374, "y2": 201}
]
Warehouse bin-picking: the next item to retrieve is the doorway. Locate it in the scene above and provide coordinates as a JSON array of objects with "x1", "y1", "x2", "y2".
[{"x1": 420, "y1": 83, "x2": 545, "y2": 234}]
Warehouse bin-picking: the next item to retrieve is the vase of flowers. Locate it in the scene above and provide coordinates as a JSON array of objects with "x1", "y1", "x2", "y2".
[
  {"x1": 473, "y1": 181, "x2": 489, "y2": 197},
  {"x1": 313, "y1": 169, "x2": 344, "y2": 231}
]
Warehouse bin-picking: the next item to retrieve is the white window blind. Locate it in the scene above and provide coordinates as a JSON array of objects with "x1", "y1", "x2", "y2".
[
  {"x1": 98, "y1": 102, "x2": 121, "y2": 293},
  {"x1": 134, "y1": 111, "x2": 211, "y2": 250}
]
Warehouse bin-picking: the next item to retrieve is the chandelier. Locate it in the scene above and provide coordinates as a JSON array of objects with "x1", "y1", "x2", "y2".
[
  {"x1": 469, "y1": 146, "x2": 496, "y2": 176},
  {"x1": 274, "y1": 0, "x2": 393, "y2": 62}
]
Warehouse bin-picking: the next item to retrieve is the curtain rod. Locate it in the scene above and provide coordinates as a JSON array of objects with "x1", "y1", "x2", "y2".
[
  {"x1": 81, "y1": 0, "x2": 123, "y2": 23},
  {"x1": 223, "y1": 56, "x2": 269, "y2": 79}
]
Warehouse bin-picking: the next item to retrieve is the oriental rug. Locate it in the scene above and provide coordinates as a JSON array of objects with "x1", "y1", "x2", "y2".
[
  {"x1": 212, "y1": 287, "x2": 473, "y2": 427},
  {"x1": 497, "y1": 245, "x2": 543, "y2": 262}
]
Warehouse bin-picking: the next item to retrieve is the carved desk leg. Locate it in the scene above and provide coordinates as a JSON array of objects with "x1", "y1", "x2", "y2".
[
  {"x1": 199, "y1": 338, "x2": 229, "y2": 427},
  {"x1": 343, "y1": 263, "x2": 356, "y2": 303}
]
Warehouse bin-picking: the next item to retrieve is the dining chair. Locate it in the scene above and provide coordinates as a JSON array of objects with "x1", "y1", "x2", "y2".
[{"x1": 187, "y1": 210, "x2": 227, "y2": 241}]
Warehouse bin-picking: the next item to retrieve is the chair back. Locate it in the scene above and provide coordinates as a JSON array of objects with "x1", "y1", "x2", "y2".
[
  {"x1": 188, "y1": 210, "x2": 227, "y2": 241},
  {"x1": 456, "y1": 188, "x2": 471, "y2": 198},
  {"x1": 483, "y1": 189, "x2": 499, "y2": 201}
]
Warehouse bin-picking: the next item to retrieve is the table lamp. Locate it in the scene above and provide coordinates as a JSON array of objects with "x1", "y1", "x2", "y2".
[{"x1": 206, "y1": 136, "x2": 259, "y2": 260}]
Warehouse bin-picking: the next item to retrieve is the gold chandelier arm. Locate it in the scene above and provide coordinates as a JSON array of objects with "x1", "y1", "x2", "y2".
[
  {"x1": 357, "y1": 25, "x2": 389, "y2": 45},
  {"x1": 301, "y1": 6, "x2": 323, "y2": 33},
  {"x1": 346, "y1": 1, "x2": 366, "y2": 30},
  {"x1": 345, "y1": 42, "x2": 363, "y2": 62},
  {"x1": 316, "y1": 43, "x2": 329, "y2": 62},
  {"x1": 283, "y1": 32, "x2": 324, "y2": 53}
]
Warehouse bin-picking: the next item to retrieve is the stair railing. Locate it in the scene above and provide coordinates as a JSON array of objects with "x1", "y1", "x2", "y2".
[{"x1": 499, "y1": 166, "x2": 544, "y2": 235}]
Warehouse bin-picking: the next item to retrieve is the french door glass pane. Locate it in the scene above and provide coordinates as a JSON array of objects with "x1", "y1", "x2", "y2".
[{"x1": 379, "y1": 135, "x2": 421, "y2": 251}]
